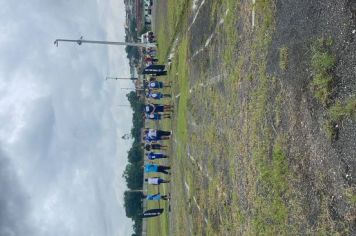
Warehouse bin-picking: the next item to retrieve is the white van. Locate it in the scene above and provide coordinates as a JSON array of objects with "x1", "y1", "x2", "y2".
[
  {"x1": 145, "y1": 15, "x2": 151, "y2": 24},
  {"x1": 144, "y1": 0, "x2": 153, "y2": 7},
  {"x1": 140, "y1": 31, "x2": 155, "y2": 44}
]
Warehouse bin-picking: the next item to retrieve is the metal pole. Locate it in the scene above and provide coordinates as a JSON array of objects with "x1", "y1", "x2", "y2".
[
  {"x1": 54, "y1": 36, "x2": 156, "y2": 48},
  {"x1": 126, "y1": 189, "x2": 145, "y2": 192},
  {"x1": 106, "y1": 77, "x2": 138, "y2": 80},
  {"x1": 120, "y1": 88, "x2": 145, "y2": 91}
]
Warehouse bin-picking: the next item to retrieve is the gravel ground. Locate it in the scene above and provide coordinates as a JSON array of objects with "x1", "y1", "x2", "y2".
[{"x1": 156, "y1": 0, "x2": 356, "y2": 234}]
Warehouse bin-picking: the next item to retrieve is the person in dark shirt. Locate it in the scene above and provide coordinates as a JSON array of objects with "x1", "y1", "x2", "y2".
[
  {"x1": 146, "y1": 91, "x2": 171, "y2": 100},
  {"x1": 146, "y1": 152, "x2": 168, "y2": 160},
  {"x1": 144, "y1": 103, "x2": 173, "y2": 114},
  {"x1": 143, "y1": 143, "x2": 168, "y2": 151},
  {"x1": 148, "y1": 81, "x2": 171, "y2": 89},
  {"x1": 144, "y1": 113, "x2": 171, "y2": 121}
]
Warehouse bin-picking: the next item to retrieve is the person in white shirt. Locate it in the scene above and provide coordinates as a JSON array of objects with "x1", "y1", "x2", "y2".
[{"x1": 145, "y1": 177, "x2": 170, "y2": 185}]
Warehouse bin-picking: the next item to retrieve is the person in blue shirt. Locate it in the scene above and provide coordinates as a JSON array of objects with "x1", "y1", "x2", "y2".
[
  {"x1": 146, "y1": 91, "x2": 171, "y2": 100},
  {"x1": 144, "y1": 143, "x2": 168, "y2": 151},
  {"x1": 142, "y1": 193, "x2": 169, "y2": 201},
  {"x1": 146, "y1": 152, "x2": 168, "y2": 160},
  {"x1": 144, "y1": 164, "x2": 171, "y2": 174},
  {"x1": 144, "y1": 134, "x2": 169, "y2": 142},
  {"x1": 144, "y1": 103, "x2": 173, "y2": 114},
  {"x1": 144, "y1": 135, "x2": 161, "y2": 142},
  {"x1": 147, "y1": 81, "x2": 171, "y2": 89}
]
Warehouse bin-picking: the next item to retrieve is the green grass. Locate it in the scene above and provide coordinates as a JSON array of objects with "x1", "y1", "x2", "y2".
[
  {"x1": 156, "y1": 0, "x2": 190, "y2": 63},
  {"x1": 145, "y1": 114, "x2": 171, "y2": 236},
  {"x1": 345, "y1": 188, "x2": 356, "y2": 206},
  {"x1": 325, "y1": 97, "x2": 356, "y2": 139},
  {"x1": 172, "y1": 36, "x2": 191, "y2": 235},
  {"x1": 310, "y1": 38, "x2": 336, "y2": 105},
  {"x1": 279, "y1": 46, "x2": 289, "y2": 71},
  {"x1": 222, "y1": 0, "x2": 239, "y2": 69},
  {"x1": 153, "y1": 0, "x2": 355, "y2": 234},
  {"x1": 144, "y1": 78, "x2": 172, "y2": 236},
  {"x1": 252, "y1": 140, "x2": 290, "y2": 234},
  {"x1": 176, "y1": 0, "x2": 294, "y2": 234},
  {"x1": 176, "y1": 37, "x2": 189, "y2": 144},
  {"x1": 146, "y1": 186, "x2": 169, "y2": 236},
  {"x1": 329, "y1": 97, "x2": 356, "y2": 122}
]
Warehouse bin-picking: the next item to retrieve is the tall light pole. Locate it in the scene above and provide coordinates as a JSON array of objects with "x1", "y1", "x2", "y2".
[
  {"x1": 54, "y1": 36, "x2": 156, "y2": 48},
  {"x1": 106, "y1": 76, "x2": 138, "y2": 81},
  {"x1": 120, "y1": 88, "x2": 145, "y2": 91}
]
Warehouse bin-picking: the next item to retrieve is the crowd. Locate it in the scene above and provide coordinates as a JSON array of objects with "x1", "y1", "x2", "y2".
[{"x1": 140, "y1": 32, "x2": 173, "y2": 216}]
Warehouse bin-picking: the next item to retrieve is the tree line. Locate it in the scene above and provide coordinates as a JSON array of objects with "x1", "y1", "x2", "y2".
[{"x1": 123, "y1": 91, "x2": 144, "y2": 236}]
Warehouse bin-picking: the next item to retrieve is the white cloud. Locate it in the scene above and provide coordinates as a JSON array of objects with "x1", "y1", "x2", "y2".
[{"x1": 0, "y1": 0, "x2": 134, "y2": 235}]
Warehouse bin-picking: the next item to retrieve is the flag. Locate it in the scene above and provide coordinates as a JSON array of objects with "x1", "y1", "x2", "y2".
[
  {"x1": 142, "y1": 65, "x2": 166, "y2": 75},
  {"x1": 141, "y1": 208, "x2": 164, "y2": 218}
]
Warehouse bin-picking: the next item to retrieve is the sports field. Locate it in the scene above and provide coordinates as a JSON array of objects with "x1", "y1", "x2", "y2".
[{"x1": 146, "y1": 0, "x2": 356, "y2": 235}]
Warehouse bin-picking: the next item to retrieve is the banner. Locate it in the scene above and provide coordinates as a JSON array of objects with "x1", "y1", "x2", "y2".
[
  {"x1": 142, "y1": 65, "x2": 166, "y2": 75},
  {"x1": 141, "y1": 208, "x2": 164, "y2": 218}
]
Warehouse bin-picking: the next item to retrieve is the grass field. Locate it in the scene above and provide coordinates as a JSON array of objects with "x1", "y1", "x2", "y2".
[
  {"x1": 147, "y1": 0, "x2": 356, "y2": 235},
  {"x1": 144, "y1": 95, "x2": 171, "y2": 236}
]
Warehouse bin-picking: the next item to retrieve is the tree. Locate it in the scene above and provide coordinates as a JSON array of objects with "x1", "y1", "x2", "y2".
[
  {"x1": 123, "y1": 91, "x2": 145, "y2": 235},
  {"x1": 128, "y1": 142, "x2": 143, "y2": 163},
  {"x1": 124, "y1": 191, "x2": 143, "y2": 218},
  {"x1": 123, "y1": 163, "x2": 143, "y2": 190}
]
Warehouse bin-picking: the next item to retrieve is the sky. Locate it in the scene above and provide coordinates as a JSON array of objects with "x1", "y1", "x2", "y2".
[{"x1": 0, "y1": 0, "x2": 135, "y2": 235}]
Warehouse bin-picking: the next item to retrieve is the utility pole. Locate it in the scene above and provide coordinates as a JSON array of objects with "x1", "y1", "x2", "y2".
[
  {"x1": 54, "y1": 36, "x2": 156, "y2": 48},
  {"x1": 125, "y1": 189, "x2": 145, "y2": 193},
  {"x1": 106, "y1": 76, "x2": 138, "y2": 81},
  {"x1": 121, "y1": 87, "x2": 144, "y2": 90}
]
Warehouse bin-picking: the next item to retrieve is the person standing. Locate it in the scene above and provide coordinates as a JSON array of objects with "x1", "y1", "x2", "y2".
[
  {"x1": 145, "y1": 177, "x2": 170, "y2": 185},
  {"x1": 145, "y1": 164, "x2": 171, "y2": 175},
  {"x1": 144, "y1": 113, "x2": 171, "y2": 121},
  {"x1": 146, "y1": 91, "x2": 171, "y2": 100},
  {"x1": 142, "y1": 193, "x2": 169, "y2": 201},
  {"x1": 145, "y1": 129, "x2": 172, "y2": 139},
  {"x1": 144, "y1": 103, "x2": 173, "y2": 114},
  {"x1": 144, "y1": 143, "x2": 168, "y2": 151},
  {"x1": 148, "y1": 81, "x2": 171, "y2": 89},
  {"x1": 146, "y1": 152, "x2": 168, "y2": 160}
]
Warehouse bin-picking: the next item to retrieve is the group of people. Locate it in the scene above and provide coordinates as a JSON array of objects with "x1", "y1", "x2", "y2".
[
  {"x1": 143, "y1": 128, "x2": 172, "y2": 193},
  {"x1": 142, "y1": 32, "x2": 158, "y2": 67},
  {"x1": 143, "y1": 131, "x2": 172, "y2": 201},
  {"x1": 143, "y1": 78, "x2": 173, "y2": 121},
  {"x1": 141, "y1": 60, "x2": 173, "y2": 203}
]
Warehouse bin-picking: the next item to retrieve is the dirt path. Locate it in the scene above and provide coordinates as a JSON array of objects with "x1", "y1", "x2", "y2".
[{"x1": 267, "y1": 0, "x2": 356, "y2": 231}]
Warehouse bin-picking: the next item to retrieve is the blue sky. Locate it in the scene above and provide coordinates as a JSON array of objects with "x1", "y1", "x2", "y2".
[{"x1": 0, "y1": 0, "x2": 134, "y2": 235}]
